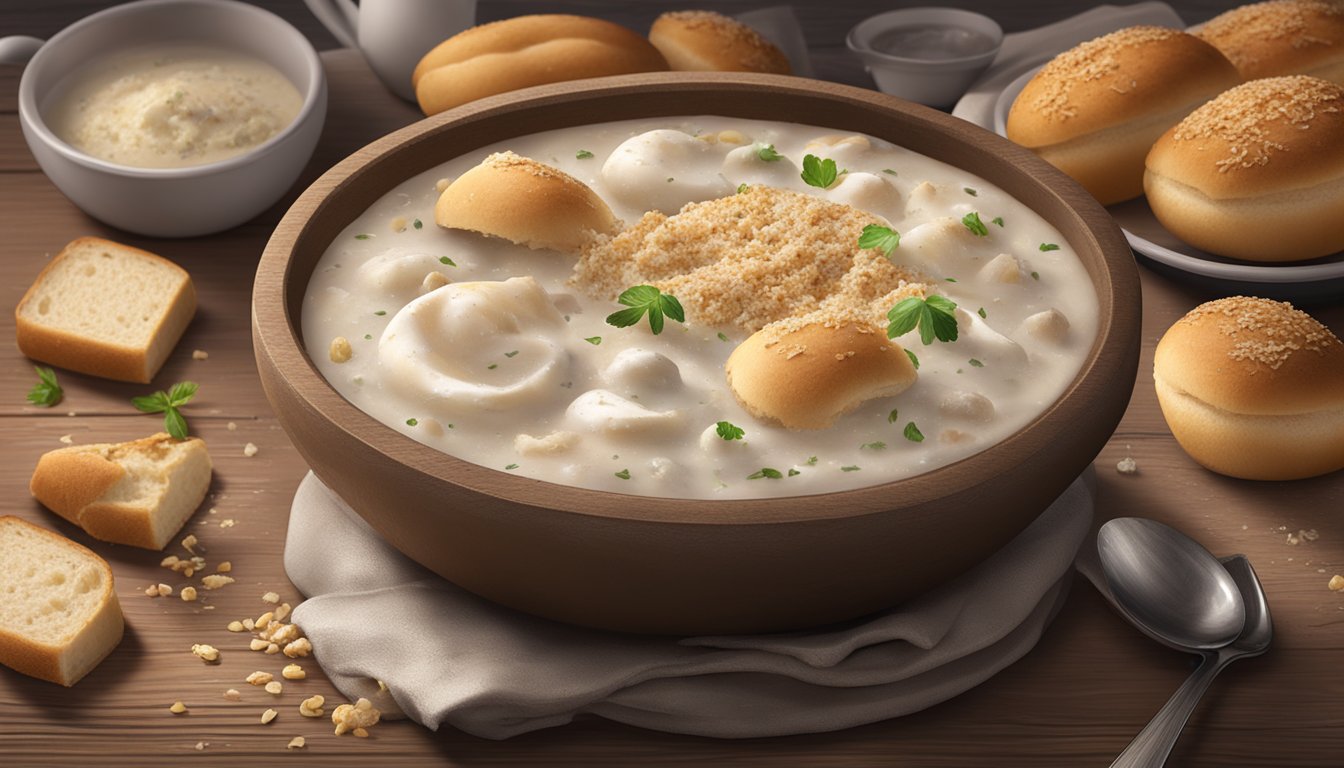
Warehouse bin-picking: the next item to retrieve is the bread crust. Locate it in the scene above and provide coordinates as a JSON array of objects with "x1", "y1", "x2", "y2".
[
  {"x1": 1006, "y1": 26, "x2": 1240, "y2": 204},
  {"x1": 29, "y1": 434, "x2": 213, "y2": 551},
  {"x1": 14, "y1": 237, "x2": 196, "y2": 384},
  {"x1": 413, "y1": 15, "x2": 667, "y2": 116},
  {"x1": 0, "y1": 516, "x2": 125, "y2": 686},
  {"x1": 649, "y1": 11, "x2": 790, "y2": 74},
  {"x1": 435, "y1": 151, "x2": 617, "y2": 252},
  {"x1": 726, "y1": 320, "x2": 917, "y2": 430},
  {"x1": 1144, "y1": 76, "x2": 1344, "y2": 260},
  {"x1": 1195, "y1": 0, "x2": 1344, "y2": 83},
  {"x1": 1153, "y1": 296, "x2": 1344, "y2": 480}
]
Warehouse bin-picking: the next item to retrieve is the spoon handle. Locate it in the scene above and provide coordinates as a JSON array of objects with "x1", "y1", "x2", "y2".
[{"x1": 1109, "y1": 654, "x2": 1229, "y2": 768}]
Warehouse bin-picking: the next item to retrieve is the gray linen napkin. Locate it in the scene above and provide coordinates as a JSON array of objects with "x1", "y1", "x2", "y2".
[{"x1": 286, "y1": 472, "x2": 1093, "y2": 739}]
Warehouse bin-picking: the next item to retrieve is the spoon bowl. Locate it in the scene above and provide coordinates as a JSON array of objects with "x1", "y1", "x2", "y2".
[{"x1": 1098, "y1": 517, "x2": 1245, "y2": 651}]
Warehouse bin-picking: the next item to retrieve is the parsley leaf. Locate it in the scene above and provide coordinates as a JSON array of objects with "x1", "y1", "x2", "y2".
[
  {"x1": 862, "y1": 441, "x2": 887, "y2": 450},
  {"x1": 717, "y1": 332, "x2": 729, "y2": 342},
  {"x1": 747, "y1": 468, "x2": 783, "y2": 479},
  {"x1": 886, "y1": 295, "x2": 959, "y2": 345},
  {"x1": 438, "y1": 256, "x2": 456, "y2": 266},
  {"x1": 905, "y1": 349, "x2": 920, "y2": 369},
  {"x1": 132, "y1": 381, "x2": 198, "y2": 440},
  {"x1": 962, "y1": 212, "x2": 989, "y2": 236},
  {"x1": 904, "y1": 422, "x2": 925, "y2": 442},
  {"x1": 715, "y1": 421, "x2": 745, "y2": 441},
  {"x1": 413, "y1": 218, "x2": 423, "y2": 229},
  {"x1": 615, "y1": 468, "x2": 631, "y2": 479},
  {"x1": 1039, "y1": 242, "x2": 1060, "y2": 251},
  {"x1": 787, "y1": 468, "x2": 801, "y2": 477},
  {"x1": 756, "y1": 143, "x2": 782, "y2": 162},
  {"x1": 736, "y1": 183, "x2": 749, "y2": 194},
  {"x1": 977, "y1": 307, "x2": 987, "y2": 319},
  {"x1": 26, "y1": 366, "x2": 62, "y2": 408},
  {"x1": 354, "y1": 233, "x2": 373, "y2": 240},
  {"x1": 605, "y1": 285, "x2": 686, "y2": 335},
  {"x1": 576, "y1": 149, "x2": 594, "y2": 159},
  {"x1": 584, "y1": 336, "x2": 602, "y2": 345},
  {"x1": 858, "y1": 224, "x2": 901, "y2": 257},
  {"x1": 992, "y1": 216, "x2": 1004, "y2": 227},
  {"x1": 963, "y1": 187, "x2": 977, "y2": 196},
  {"x1": 406, "y1": 418, "x2": 419, "y2": 426},
  {"x1": 888, "y1": 408, "x2": 899, "y2": 424},
  {"x1": 969, "y1": 358, "x2": 984, "y2": 368},
  {"x1": 800, "y1": 154, "x2": 838, "y2": 188},
  {"x1": 841, "y1": 465, "x2": 861, "y2": 472}
]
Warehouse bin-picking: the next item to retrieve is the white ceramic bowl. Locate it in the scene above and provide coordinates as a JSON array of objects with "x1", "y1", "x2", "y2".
[
  {"x1": 16, "y1": 0, "x2": 327, "y2": 238},
  {"x1": 847, "y1": 7, "x2": 1003, "y2": 109}
]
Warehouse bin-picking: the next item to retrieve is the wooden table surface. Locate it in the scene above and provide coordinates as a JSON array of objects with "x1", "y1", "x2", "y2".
[{"x1": 2, "y1": 2, "x2": 1343, "y2": 765}]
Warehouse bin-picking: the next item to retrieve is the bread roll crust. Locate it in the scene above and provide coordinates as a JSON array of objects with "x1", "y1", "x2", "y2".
[
  {"x1": 0, "y1": 516, "x2": 124, "y2": 686},
  {"x1": 1195, "y1": 0, "x2": 1344, "y2": 84},
  {"x1": 649, "y1": 11, "x2": 790, "y2": 74},
  {"x1": 412, "y1": 15, "x2": 668, "y2": 116},
  {"x1": 435, "y1": 151, "x2": 617, "y2": 252},
  {"x1": 1144, "y1": 76, "x2": 1344, "y2": 261},
  {"x1": 726, "y1": 318, "x2": 917, "y2": 430},
  {"x1": 1006, "y1": 26, "x2": 1241, "y2": 205},
  {"x1": 1153, "y1": 296, "x2": 1344, "y2": 480}
]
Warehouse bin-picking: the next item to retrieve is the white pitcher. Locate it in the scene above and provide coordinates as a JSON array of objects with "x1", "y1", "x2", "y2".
[{"x1": 304, "y1": 0, "x2": 475, "y2": 102}]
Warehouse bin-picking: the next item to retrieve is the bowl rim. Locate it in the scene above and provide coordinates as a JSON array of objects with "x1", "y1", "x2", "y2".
[
  {"x1": 254, "y1": 72, "x2": 1139, "y2": 527},
  {"x1": 16, "y1": 0, "x2": 325, "y2": 178}
]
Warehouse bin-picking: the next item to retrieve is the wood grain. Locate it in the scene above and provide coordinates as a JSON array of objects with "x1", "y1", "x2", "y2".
[{"x1": 2, "y1": 1, "x2": 1343, "y2": 764}]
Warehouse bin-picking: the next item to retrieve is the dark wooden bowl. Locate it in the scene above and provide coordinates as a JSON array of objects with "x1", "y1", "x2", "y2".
[{"x1": 254, "y1": 73, "x2": 1140, "y2": 635}]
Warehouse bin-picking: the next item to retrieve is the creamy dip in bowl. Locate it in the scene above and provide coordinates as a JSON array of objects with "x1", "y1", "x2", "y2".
[{"x1": 255, "y1": 73, "x2": 1140, "y2": 634}]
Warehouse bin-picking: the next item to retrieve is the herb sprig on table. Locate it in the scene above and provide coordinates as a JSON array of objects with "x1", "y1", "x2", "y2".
[
  {"x1": 26, "y1": 366, "x2": 62, "y2": 408},
  {"x1": 132, "y1": 381, "x2": 199, "y2": 440}
]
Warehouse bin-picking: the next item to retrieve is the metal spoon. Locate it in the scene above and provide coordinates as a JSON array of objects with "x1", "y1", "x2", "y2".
[{"x1": 1099, "y1": 518, "x2": 1272, "y2": 767}]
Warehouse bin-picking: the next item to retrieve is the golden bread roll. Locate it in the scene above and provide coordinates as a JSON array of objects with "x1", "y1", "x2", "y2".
[
  {"x1": 649, "y1": 11, "x2": 790, "y2": 74},
  {"x1": 1153, "y1": 296, "x2": 1344, "y2": 480},
  {"x1": 725, "y1": 315, "x2": 917, "y2": 430},
  {"x1": 1194, "y1": 0, "x2": 1344, "y2": 84},
  {"x1": 412, "y1": 15, "x2": 668, "y2": 116},
  {"x1": 1006, "y1": 26, "x2": 1241, "y2": 205},
  {"x1": 1144, "y1": 76, "x2": 1344, "y2": 262},
  {"x1": 435, "y1": 151, "x2": 618, "y2": 252}
]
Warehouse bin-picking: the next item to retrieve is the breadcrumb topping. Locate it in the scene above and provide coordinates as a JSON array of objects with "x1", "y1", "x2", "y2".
[
  {"x1": 1179, "y1": 295, "x2": 1341, "y2": 369},
  {"x1": 1171, "y1": 76, "x2": 1343, "y2": 171},
  {"x1": 1029, "y1": 26, "x2": 1184, "y2": 120},
  {"x1": 1197, "y1": 0, "x2": 1344, "y2": 72},
  {"x1": 573, "y1": 186, "x2": 926, "y2": 331}
]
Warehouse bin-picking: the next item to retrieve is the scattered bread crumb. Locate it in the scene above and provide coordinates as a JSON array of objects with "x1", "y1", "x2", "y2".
[
  {"x1": 58, "y1": 434, "x2": 73, "y2": 445},
  {"x1": 227, "y1": 422, "x2": 237, "y2": 431},
  {"x1": 275, "y1": 603, "x2": 292, "y2": 622},
  {"x1": 332, "y1": 698, "x2": 380, "y2": 736},
  {"x1": 299, "y1": 695, "x2": 325, "y2": 718},
  {"x1": 265, "y1": 643, "x2": 281, "y2": 655},
  {"x1": 265, "y1": 681, "x2": 283, "y2": 695},
  {"x1": 191, "y1": 644, "x2": 219, "y2": 663},
  {"x1": 246, "y1": 671, "x2": 274, "y2": 686},
  {"x1": 250, "y1": 638, "x2": 269, "y2": 652},
  {"x1": 194, "y1": 742, "x2": 206, "y2": 751},
  {"x1": 1287, "y1": 529, "x2": 1319, "y2": 546},
  {"x1": 282, "y1": 664, "x2": 305, "y2": 680},
  {"x1": 216, "y1": 561, "x2": 232, "y2": 573},
  {"x1": 1116, "y1": 457, "x2": 1138, "y2": 474},
  {"x1": 390, "y1": 216, "x2": 407, "y2": 233},
  {"x1": 1329, "y1": 574, "x2": 1344, "y2": 591},
  {"x1": 244, "y1": 442, "x2": 259, "y2": 457},
  {"x1": 287, "y1": 736, "x2": 306, "y2": 750},
  {"x1": 262, "y1": 591, "x2": 281, "y2": 604},
  {"x1": 262, "y1": 708, "x2": 278, "y2": 725},
  {"x1": 169, "y1": 701, "x2": 187, "y2": 714},
  {"x1": 180, "y1": 586, "x2": 198, "y2": 602},
  {"x1": 224, "y1": 689, "x2": 242, "y2": 701},
  {"x1": 201, "y1": 574, "x2": 235, "y2": 590},
  {"x1": 219, "y1": 518, "x2": 235, "y2": 528},
  {"x1": 181, "y1": 534, "x2": 200, "y2": 556},
  {"x1": 329, "y1": 336, "x2": 352, "y2": 363},
  {"x1": 192, "y1": 349, "x2": 209, "y2": 360},
  {"x1": 145, "y1": 584, "x2": 159, "y2": 597},
  {"x1": 157, "y1": 583, "x2": 172, "y2": 597},
  {"x1": 283, "y1": 638, "x2": 313, "y2": 658}
]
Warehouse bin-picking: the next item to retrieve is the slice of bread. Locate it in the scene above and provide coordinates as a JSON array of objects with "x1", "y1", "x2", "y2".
[
  {"x1": 0, "y1": 516, "x2": 124, "y2": 686},
  {"x1": 15, "y1": 237, "x2": 196, "y2": 383},
  {"x1": 30, "y1": 434, "x2": 213, "y2": 551}
]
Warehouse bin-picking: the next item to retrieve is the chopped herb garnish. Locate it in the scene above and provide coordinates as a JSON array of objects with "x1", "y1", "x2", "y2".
[
  {"x1": 364, "y1": 334, "x2": 372, "y2": 340},
  {"x1": 505, "y1": 463, "x2": 519, "y2": 470},
  {"x1": 992, "y1": 216, "x2": 1005, "y2": 227},
  {"x1": 504, "y1": 350, "x2": 519, "y2": 358},
  {"x1": 374, "y1": 310, "x2": 387, "y2": 316},
  {"x1": 858, "y1": 224, "x2": 901, "y2": 257},
  {"x1": 963, "y1": 187, "x2": 978, "y2": 196},
  {"x1": 413, "y1": 218, "x2": 423, "y2": 229},
  {"x1": 605, "y1": 285, "x2": 685, "y2": 335},
  {"x1": 962, "y1": 212, "x2": 989, "y2": 236},
  {"x1": 969, "y1": 358, "x2": 984, "y2": 368},
  {"x1": 615, "y1": 468, "x2": 631, "y2": 479},
  {"x1": 862, "y1": 441, "x2": 887, "y2": 450},
  {"x1": 717, "y1": 332, "x2": 729, "y2": 342},
  {"x1": 887, "y1": 295, "x2": 959, "y2": 345},
  {"x1": 406, "y1": 418, "x2": 418, "y2": 426},
  {"x1": 806, "y1": 456, "x2": 818, "y2": 466},
  {"x1": 977, "y1": 307, "x2": 987, "y2": 319},
  {"x1": 787, "y1": 468, "x2": 801, "y2": 477},
  {"x1": 584, "y1": 336, "x2": 602, "y2": 345},
  {"x1": 945, "y1": 277, "x2": 958, "y2": 282},
  {"x1": 747, "y1": 468, "x2": 783, "y2": 480},
  {"x1": 800, "y1": 154, "x2": 838, "y2": 188},
  {"x1": 354, "y1": 233, "x2": 373, "y2": 240},
  {"x1": 26, "y1": 366, "x2": 62, "y2": 408},
  {"x1": 439, "y1": 256, "x2": 456, "y2": 266},
  {"x1": 666, "y1": 177, "x2": 674, "y2": 183},
  {"x1": 1031, "y1": 271, "x2": 1041, "y2": 281},
  {"x1": 888, "y1": 408, "x2": 899, "y2": 424},
  {"x1": 1039, "y1": 242, "x2": 1060, "y2": 252},
  {"x1": 487, "y1": 364, "x2": 498, "y2": 370},
  {"x1": 132, "y1": 381, "x2": 198, "y2": 440},
  {"x1": 903, "y1": 422, "x2": 925, "y2": 442},
  {"x1": 715, "y1": 421, "x2": 745, "y2": 441},
  {"x1": 882, "y1": 168, "x2": 898, "y2": 176},
  {"x1": 841, "y1": 465, "x2": 861, "y2": 472},
  {"x1": 576, "y1": 149, "x2": 594, "y2": 159},
  {"x1": 756, "y1": 143, "x2": 782, "y2": 162},
  {"x1": 736, "y1": 183, "x2": 749, "y2": 194},
  {"x1": 906, "y1": 349, "x2": 920, "y2": 369}
]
